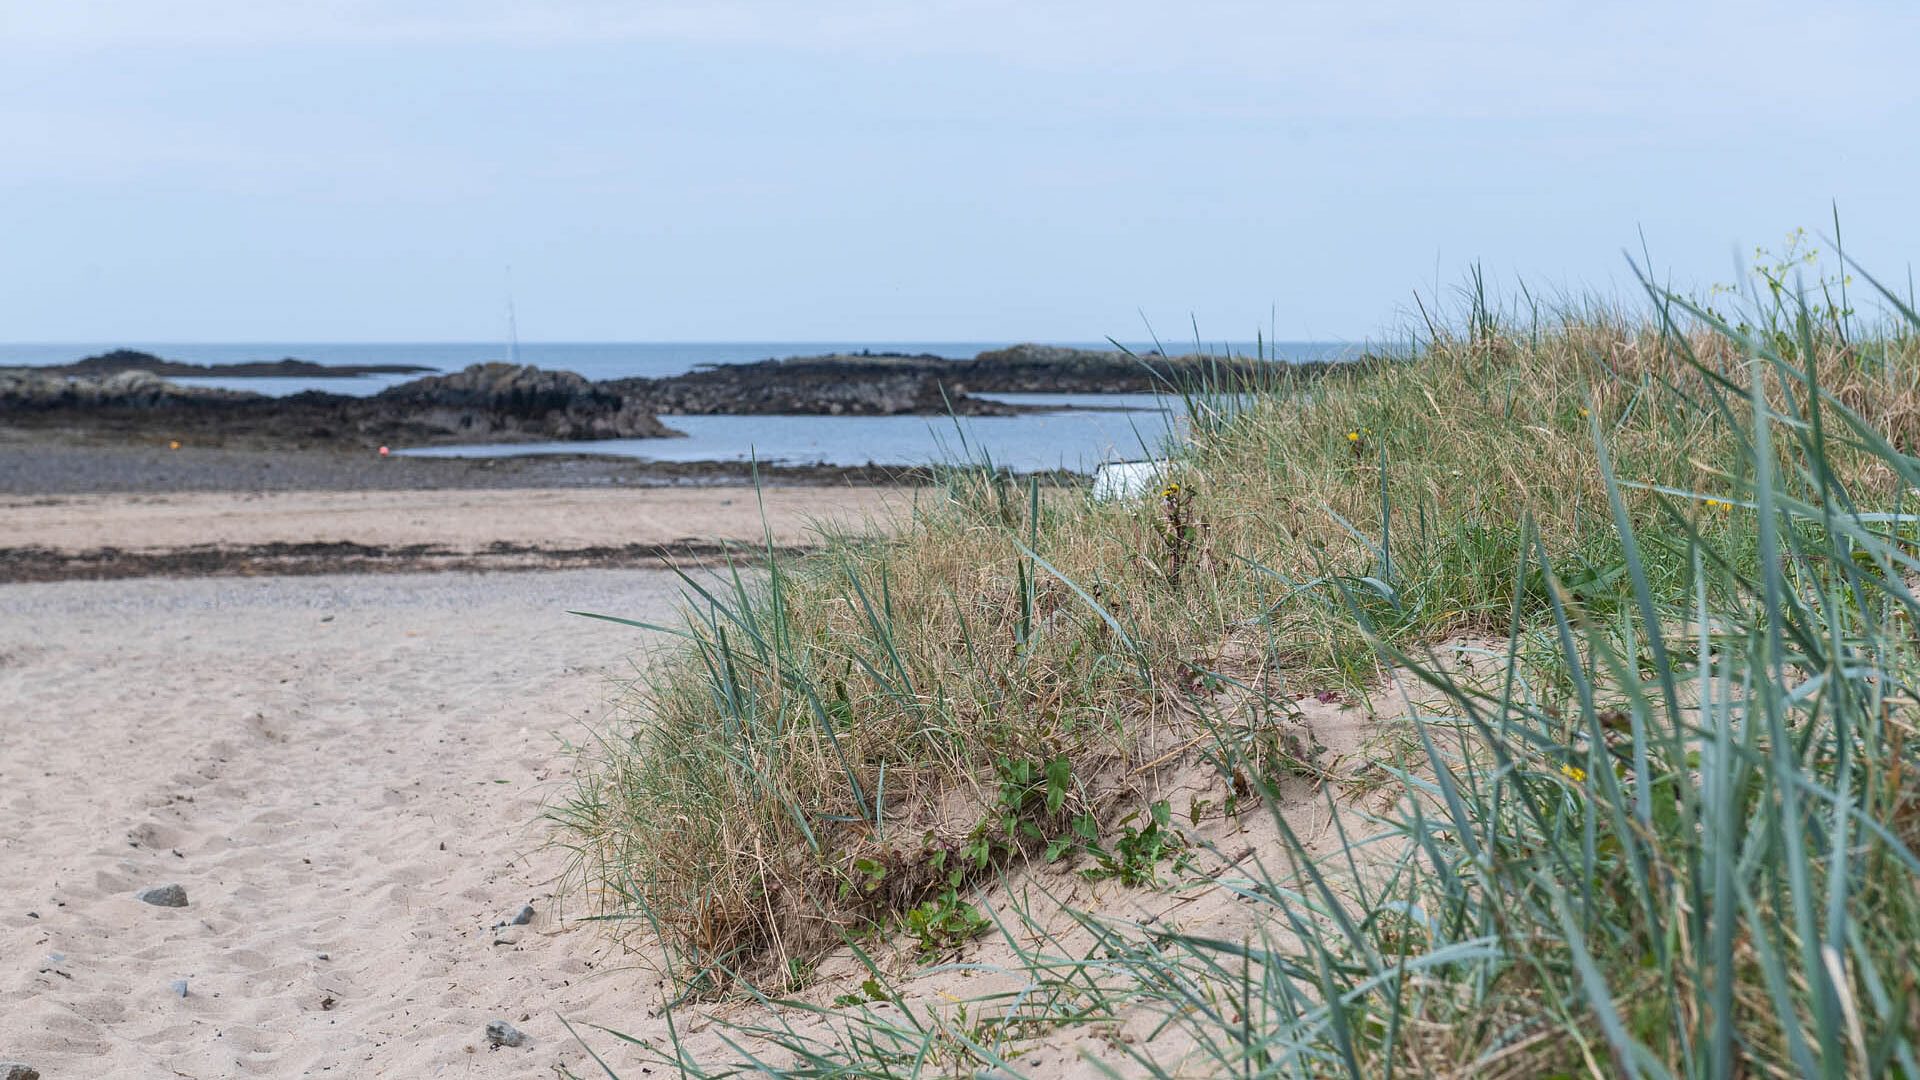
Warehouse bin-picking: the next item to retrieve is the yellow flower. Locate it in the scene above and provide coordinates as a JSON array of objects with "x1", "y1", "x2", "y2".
[
  {"x1": 1560, "y1": 763, "x2": 1587, "y2": 783},
  {"x1": 1704, "y1": 498, "x2": 1732, "y2": 512},
  {"x1": 1160, "y1": 483, "x2": 1181, "y2": 499},
  {"x1": 1346, "y1": 431, "x2": 1360, "y2": 442},
  {"x1": 1578, "y1": 407, "x2": 1590, "y2": 418}
]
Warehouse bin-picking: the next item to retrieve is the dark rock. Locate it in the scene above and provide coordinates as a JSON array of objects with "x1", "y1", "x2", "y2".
[
  {"x1": 957, "y1": 343, "x2": 1303, "y2": 393},
  {"x1": 371, "y1": 364, "x2": 676, "y2": 441},
  {"x1": 134, "y1": 884, "x2": 188, "y2": 907},
  {"x1": 510, "y1": 903, "x2": 535, "y2": 926},
  {"x1": 0, "y1": 364, "x2": 679, "y2": 449},
  {"x1": 609, "y1": 355, "x2": 1020, "y2": 417},
  {"x1": 484, "y1": 1019, "x2": 527, "y2": 1048},
  {"x1": 2, "y1": 1062, "x2": 41, "y2": 1080}
]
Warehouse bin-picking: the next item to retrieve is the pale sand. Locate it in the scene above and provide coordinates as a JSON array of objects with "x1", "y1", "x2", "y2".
[
  {"x1": 0, "y1": 569, "x2": 700, "y2": 1077},
  {"x1": 2, "y1": 486, "x2": 907, "y2": 554}
]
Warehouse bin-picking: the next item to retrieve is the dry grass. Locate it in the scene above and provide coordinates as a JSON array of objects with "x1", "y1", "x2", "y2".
[
  {"x1": 553, "y1": 300, "x2": 1920, "y2": 1003},
  {"x1": 549, "y1": 270, "x2": 1920, "y2": 1080}
]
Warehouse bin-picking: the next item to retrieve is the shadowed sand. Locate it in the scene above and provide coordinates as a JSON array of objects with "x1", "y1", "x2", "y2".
[{"x1": 0, "y1": 569, "x2": 699, "y2": 1077}]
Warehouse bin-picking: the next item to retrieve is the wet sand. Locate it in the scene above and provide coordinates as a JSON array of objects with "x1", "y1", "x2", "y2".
[
  {"x1": 0, "y1": 438, "x2": 936, "y2": 496},
  {"x1": 1, "y1": 485, "x2": 911, "y2": 581}
]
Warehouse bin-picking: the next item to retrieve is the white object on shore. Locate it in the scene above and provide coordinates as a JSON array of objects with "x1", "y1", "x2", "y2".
[{"x1": 1092, "y1": 460, "x2": 1169, "y2": 501}]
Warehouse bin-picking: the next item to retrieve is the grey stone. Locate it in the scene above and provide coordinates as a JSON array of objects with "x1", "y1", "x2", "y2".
[
  {"x1": 170, "y1": 979, "x2": 189, "y2": 998},
  {"x1": 484, "y1": 1019, "x2": 527, "y2": 1048},
  {"x1": 2, "y1": 1063, "x2": 41, "y2": 1080},
  {"x1": 135, "y1": 884, "x2": 188, "y2": 907},
  {"x1": 510, "y1": 904, "x2": 535, "y2": 926}
]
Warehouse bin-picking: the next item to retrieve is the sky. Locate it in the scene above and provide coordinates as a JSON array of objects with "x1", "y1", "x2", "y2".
[{"x1": 1, "y1": 1, "x2": 1916, "y2": 343}]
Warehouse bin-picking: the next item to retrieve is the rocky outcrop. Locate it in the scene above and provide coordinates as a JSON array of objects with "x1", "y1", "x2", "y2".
[
  {"x1": 611, "y1": 356, "x2": 1021, "y2": 416},
  {"x1": 0, "y1": 364, "x2": 679, "y2": 448},
  {"x1": 369, "y1": 363, "x2": 676, "y2": 440},
  {"x1": 612, "y1": 345, "x2": 1335, "y2": 413},
  {"x1": 0, "y1": 368, "x2": 258, "y2": 409},
  {"x1": 952, "y1": 344, "x2": 1318, "y2": 393}
]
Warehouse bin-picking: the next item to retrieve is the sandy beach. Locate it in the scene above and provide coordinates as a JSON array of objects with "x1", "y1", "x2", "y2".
[
  {"x1": 0, "y1": 568, "x2": 709, "y2": 1077},
  {"x1": 0, "y1": 470, "x2": 913, "y2": 1076}
]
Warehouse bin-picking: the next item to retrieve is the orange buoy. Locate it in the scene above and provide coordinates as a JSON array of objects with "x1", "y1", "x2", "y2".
[
  {"x1": 168, "y1": 440, "x2": 181, "y2": 450},
  {"x1": 378, "y1": 446, "x2": 390, "y2": 456}
]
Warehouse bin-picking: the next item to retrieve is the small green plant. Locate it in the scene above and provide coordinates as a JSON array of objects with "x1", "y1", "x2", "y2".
[
  {"x1": 1082, "y1": 800, "x2": 1183, "y2": 886},
  {"x1": 971, "y1": 755, "x2": 1080, "y2": 864},
  {"x1": 1705, "y1": 225, "x2": 1857, "y2": 338},
  {"x1": 903, "y1": 851, "x2": 991, "y2": 955},
  {"x1": 829, "y1": 976, "x2": 892, "y2": 1009},
  {"x1": 838, "y1": 853, "x2": 888, "y2": 900}
]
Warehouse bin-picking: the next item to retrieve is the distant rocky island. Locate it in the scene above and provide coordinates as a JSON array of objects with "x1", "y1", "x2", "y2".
[
  {"x1": 606, "y1": 344, "x2": 1328, "y2": 415},
  {"x1": 0, "y1": 344, "x2": 1353, "y2": 450},
  {"x1": 31, "y1": 348, "x2": 435, "y2": 378}
]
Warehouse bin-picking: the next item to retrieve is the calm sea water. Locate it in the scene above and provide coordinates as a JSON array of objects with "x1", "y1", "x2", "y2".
[
  {"x1": 401, "y1": 404, "x2": 1188, "y2": 473},
  {"x1": 2, "y1": 341, "x2": 1354, "y2": 471}
]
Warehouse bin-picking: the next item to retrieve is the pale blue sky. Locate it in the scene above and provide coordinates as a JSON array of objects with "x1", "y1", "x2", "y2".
[{"x1": 1, "y1": 1, "x2": 1915, "y2": 342}]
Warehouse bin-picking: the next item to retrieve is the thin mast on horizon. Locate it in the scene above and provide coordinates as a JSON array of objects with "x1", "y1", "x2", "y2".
[{"x1": 505, "y1": 266, "x2": 521, "y2": 366}]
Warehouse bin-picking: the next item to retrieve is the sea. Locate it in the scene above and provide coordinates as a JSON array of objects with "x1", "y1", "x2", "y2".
[{"x1": 1, "y1": 341, "x2": 1358, "y2": 473}]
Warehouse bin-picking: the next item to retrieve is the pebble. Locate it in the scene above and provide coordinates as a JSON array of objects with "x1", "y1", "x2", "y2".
[
  {"x1": 484, "y1": 1019, "x2": 527, "y2": 1048},
  {"x1": 1, "y1": 1063, "x2": 40, "y2": 1080},
  {"x1": 171, "y1": 979, "x2": 189, "y2": 998},
  {"x1": 135, "y1": 884, "x2": 188, "y2": 908},
  {"x1": 491, "y1": 903, "x2": 536, "y2": 929}
]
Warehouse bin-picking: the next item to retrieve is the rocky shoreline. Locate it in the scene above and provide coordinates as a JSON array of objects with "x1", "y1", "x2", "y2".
[
  {"x1": 1, "y1": 343, "x2": 1352, "y2": 453},
  {"x1": 0, "y1": 363, "x2": 677, "y2": 449}
]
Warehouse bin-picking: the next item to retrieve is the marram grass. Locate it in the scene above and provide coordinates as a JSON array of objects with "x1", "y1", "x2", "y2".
[{"x1": 554, "y1": 255, "x2": 1920, "y2": 1077}]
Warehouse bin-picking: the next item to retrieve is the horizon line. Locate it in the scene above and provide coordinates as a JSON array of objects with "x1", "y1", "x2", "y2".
[{"x1": 0, "y1": 337, "x2": 1368, "y2": 347}]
